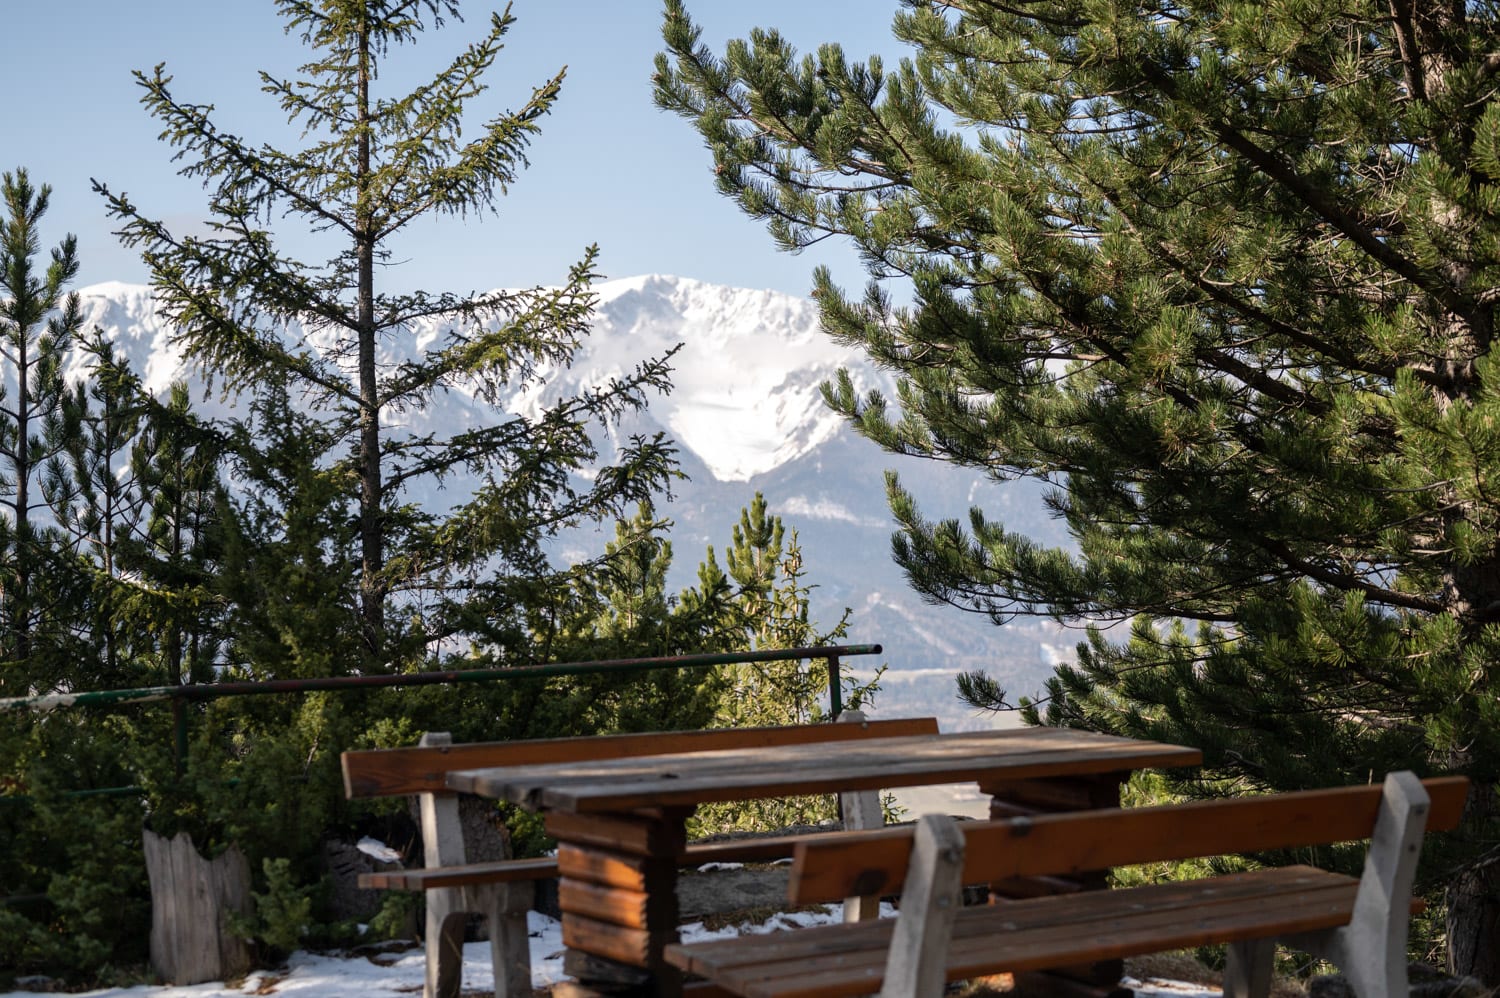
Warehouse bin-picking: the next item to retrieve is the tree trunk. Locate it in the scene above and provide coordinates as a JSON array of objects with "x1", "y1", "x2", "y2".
[
  {"x1": 354, "y1": 15, "x2": 386, "y2": 666},
  {"x1": 11, "y1": 332, "x2": 32, "y2": 665},
  {"x1": 1448, "y1": 871, "x2": 1500, "y2": 983},
  {"x1": 1447, "y1": 783, "x2": 1500, "y2": 983},
  {"x1": 142, "y1": 828, "x2": 253, "y2": 985}
]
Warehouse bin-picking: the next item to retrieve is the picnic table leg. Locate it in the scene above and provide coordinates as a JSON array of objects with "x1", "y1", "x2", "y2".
[
  {"x1": 1223, "y1": 938, "x2": 1275, "y2": 998},
  {"x1": 978, "y1": 771, "x2": 1131, "y2": 998},
  {"x1": 837, "y1": 709, "x2": 886, "y2": 923},
  {"x1": 548, "y1": 806, "x2": 694, "y2": 998}
]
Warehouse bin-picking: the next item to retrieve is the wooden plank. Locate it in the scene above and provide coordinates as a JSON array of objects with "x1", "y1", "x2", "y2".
[
  {"x1": 563, "y1": 949, "x2": 653, "y2": 988},
  {"x1": 790, "y1": 835, "x2": 910, "y2": 903},
  {"x1": 559, "y1": 879, "x2": 653, "y2": 929},
  {"x1": 980, "y1": 775, "x2": 1120, "y2": 811},
  {"x1": 682, "y1": 983, "x2": 740, "y2": 998},
  {"x1": 359, "y1": 856, "x2": 558, "y2": 890},
  {"x1": 940, "y1": 880, "x2": 1363, "y2": 976},
  {"x1": 669, "y1": 866, "x2": 1344, "y2": 977},
  {"x1": 987, "y1": 875, "x2": 1085, "y2": 898},
  {"x1": 1009, "y1": 974, "x2": 1132, "y2": 998},
  {"x1": 789, "y1": 776, "x2": 1469, "y2": 904},
  {"x1": 736, "y1": 871, "x2": 1421, "y2": 998},
  {"x1": 541, "y1": 739, "x2": 1193, "y2": 812},
  {"x1": 562, "y1": 912, "x2": 676, "y2": 967},
  {"x1": 458, "y1": 730, "x2": 1202, "y2": 812},
  {"x1": 682, "y1": 835, "x2": 808, "y2": 865},
  {"x1": 691, "y1": 870, "x2": 1366, "y2": 998},
  {"x1": 547, "y1": 810, "x2": 688, "y2": 857},
  {"x1": 558, "y1": 846, "x2": 652, "y2": 891},
  {"x1": 448, "y1": 728, "x2": 1130, "y2": 797},
  {"x1": 878, "y1": 815, "x2": 966, "y2": 998},
  {"x1": 341, "y1": 717, "x2": 939, "y2": 798},
  {"x1": 143, "y1": 829, "x2": 254, "y2": 985},
  {"x1": 356, "y1": 830, "x2": 859, "y2": 893}
]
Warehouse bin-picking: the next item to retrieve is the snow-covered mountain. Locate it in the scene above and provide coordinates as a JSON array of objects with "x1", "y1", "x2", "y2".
[{"x1": 73, "y1": 275, "x2": 1075, "y2": 729}]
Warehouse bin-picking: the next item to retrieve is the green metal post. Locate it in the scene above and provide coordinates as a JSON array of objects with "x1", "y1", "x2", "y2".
[
  {"x1": 172, "y1": 698, "x2": 187, "y2": 776},
  {"x1": 827, "y1": 653, "x2": 843, "y2": 720}
]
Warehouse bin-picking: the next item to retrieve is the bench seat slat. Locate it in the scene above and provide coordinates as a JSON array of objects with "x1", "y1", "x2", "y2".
[
  {"x1": 669, "y1": 867, "x2": 1368, "y2": 998},
  {"x1": 670, "y1": 865, "x2": 1341, "y2": 970},
  {"x1": 358, "y1": 829, "x2": 856, "y2": 891},
  {"x1": 361, "y1": 856, "x2": 559, "y2": 890}
]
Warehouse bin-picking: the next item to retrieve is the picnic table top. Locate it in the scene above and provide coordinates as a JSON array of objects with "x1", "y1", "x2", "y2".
[{"x1": 444, "y1": 726, "x2": 1203, "y2": 814}]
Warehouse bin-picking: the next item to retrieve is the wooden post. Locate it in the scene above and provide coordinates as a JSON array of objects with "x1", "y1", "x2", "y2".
[
  {"x1": 879, "y1": 814, "x2": 965, "y2": 998},
  {"x1": 142, "y1": 828, "x2": 253, "y2": 985},
  {"x1": 837, "y1": 709, "x2": 885, "y2": 923},
  {"x1": 980, "y1": 771, "x2": 1128, "y2": 997},
  {"x1": 550, "y1": 806, "x2": 691, "y2": 998},
  {"x1": 1223, "y1": 938, "x2": 1275, "y2": 998},
  {"x1": 417, "y1": 732, "x2": 534, "y2": 998}
]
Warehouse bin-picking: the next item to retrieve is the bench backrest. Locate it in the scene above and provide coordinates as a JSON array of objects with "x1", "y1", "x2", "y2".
[
  {"x1": 342, "y1": 716, "x2": 940, "y2": 799},
  {"x1": 790, "y1": 774, "x2": 1470, "y2": 904}
]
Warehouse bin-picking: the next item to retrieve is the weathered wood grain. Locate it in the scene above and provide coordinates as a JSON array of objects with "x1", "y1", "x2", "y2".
[
  {"x1": 143, "y1": 829, "x2": 253, "y2": 986},
  {"x1": 342, "y1": 717, "x2": 939, "y2": 798},
  {"x1": 877, "y1": 814, "x2": 966, "y2": 998},
  {"x1": 789, "y1": 776, "x2": 1470, "y2": 904},
  {"x1": 668, "y1": 868, "x2": 1367, "y2": 998},
  {"x1": 449, "y1": 728, "x2": 1202, "y2": 812}
]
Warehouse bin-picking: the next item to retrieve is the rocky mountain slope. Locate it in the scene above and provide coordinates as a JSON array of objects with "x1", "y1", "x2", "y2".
[{"x1": 74, "y1": 275, "x2": 1077, "y2": 728}]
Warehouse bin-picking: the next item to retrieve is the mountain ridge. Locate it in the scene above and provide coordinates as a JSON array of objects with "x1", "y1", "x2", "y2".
[{"x1": 70, "y1": 275, "x2": 1071, "y2": 728}]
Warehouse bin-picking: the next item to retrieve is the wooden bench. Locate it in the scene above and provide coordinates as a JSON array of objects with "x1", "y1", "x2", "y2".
[
  {"x1": 665, "y1": 771, "x2": 1471, "y2": 998},
  {"x1": 340, "y1": 713, "x2": 938, "y2": 998}
]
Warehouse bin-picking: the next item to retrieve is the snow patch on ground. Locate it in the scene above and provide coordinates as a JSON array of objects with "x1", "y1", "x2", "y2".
[
  {"x1": 1123, "y1": 977, "x2": 1222, "y2": 998},
  {"x1": 17, "y1": 910, "x2": 1222, "y2": 998}
]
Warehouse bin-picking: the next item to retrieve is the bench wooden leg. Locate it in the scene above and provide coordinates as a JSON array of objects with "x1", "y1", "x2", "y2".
[
  {"x1": 879, "y1": 814, "x2": 966, "y2": 998},
  {"x1": 467, "y1": 882, "x2": 536, "y2": 998},
  {"x1": 837, "y1": 710, "x2": 885, "y2": 923},
  {"x1": 426, "y1": 889, "x2": 468, "y2": 998},
  {"x1": 484, "y1": 904, "x2": 534, "y2": 997},
  {"x1": 417, "y1": 732, "x2": 536, "y2": 998},
  {"x1": 1224, "y1": 938, "x2": 1275, "y2": 998}
]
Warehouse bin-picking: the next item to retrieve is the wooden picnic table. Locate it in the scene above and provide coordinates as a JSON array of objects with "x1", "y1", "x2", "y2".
[{"x1": 446, "y1": 726, "x2": 1203, "y2": 998}]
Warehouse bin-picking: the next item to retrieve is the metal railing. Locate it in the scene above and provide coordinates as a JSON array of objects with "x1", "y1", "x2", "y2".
[{"x1": 0, "y1": 642, "x2": 883, "y2": 793}]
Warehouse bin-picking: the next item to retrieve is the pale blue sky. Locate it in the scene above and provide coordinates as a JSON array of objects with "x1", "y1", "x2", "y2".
[{"x1": 2, "y1": 1, "x2": 897, "y2": 299}]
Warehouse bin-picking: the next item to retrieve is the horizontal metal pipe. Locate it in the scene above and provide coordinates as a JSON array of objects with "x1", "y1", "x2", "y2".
[
  {"x1": 0, "y1": 785, "x2": 147, "y2": 806},
  {"x1": 0, "y1": 644, "x2": 882, "y2": 714}
]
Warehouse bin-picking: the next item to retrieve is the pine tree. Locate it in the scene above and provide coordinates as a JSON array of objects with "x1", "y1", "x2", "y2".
[
  {"x1": 97, "y1": 0, "x2": 677, "y2": 670},
  {"x1": 59, "y1": 333, "x2": 146, "y2": 585},
  {"x1": 657, "y1": 0, "x2": 1500, "y2": 976},
  {"x1": 713, "y1": 493, "x2": 854, "y2": 731},
  {"x1": 214, "y1": 383, "x2": 365, "y2": 683},
  {"x1": 540, "y1": 503, "x2": 727, "y2": 735},
  {"x1": 0, "y1": 169, "x2": 87, "y2": 685},
  {"x1": 123, "y1": 383, "x2": 225, "y2": 686}
]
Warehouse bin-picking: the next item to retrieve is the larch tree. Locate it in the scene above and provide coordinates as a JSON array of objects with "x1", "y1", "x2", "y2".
[
  {"x1": 97, "y1": 0, "x2": 677, "y2": 670},
  {"x1": 657, "y1": 0, "x2": 1500, "y2": 977}
]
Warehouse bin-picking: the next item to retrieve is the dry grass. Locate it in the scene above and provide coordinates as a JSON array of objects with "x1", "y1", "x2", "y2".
[{"x1": 693, "y1": 903, "x2": 836, "y2": 933}]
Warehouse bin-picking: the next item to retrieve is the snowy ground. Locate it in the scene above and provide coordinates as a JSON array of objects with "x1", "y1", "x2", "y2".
[{"x1": 5, "y1": 907, "x2": 1221, "y2": 998}]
